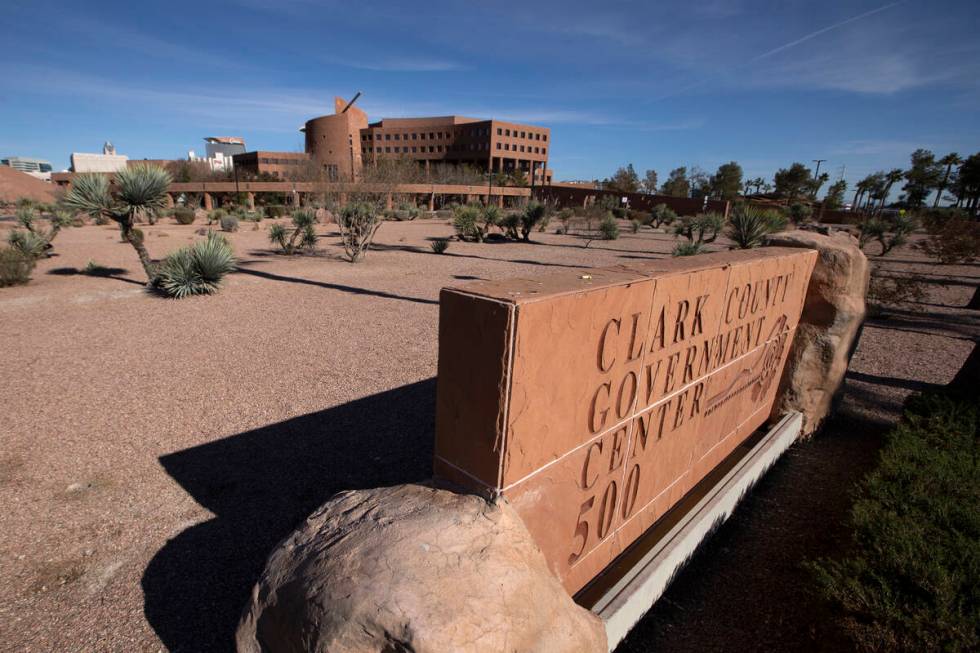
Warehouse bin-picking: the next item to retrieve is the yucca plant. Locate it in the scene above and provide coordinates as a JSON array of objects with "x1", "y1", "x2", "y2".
[
  {"x1": 519, "y1": 201, "x2": 547, "y2": 241},
  {"x1": 63, "y1": 164, "x2": 172, "y2": 283},
  {"x1": 727, "y1": 205, "x2": 784, "y2": 249},
  {"x1": 157, "y1": 232, "x2": 235, "y2": 299},
  {"x1": 268, "y1": 210, "x2": 317, "y2": 254},
  {"x1": 674, "y1": 212, "x2": 724, "y2": 245},
  {"x1": 8, "y1": 230, "x2": 48, "y2": 259}
]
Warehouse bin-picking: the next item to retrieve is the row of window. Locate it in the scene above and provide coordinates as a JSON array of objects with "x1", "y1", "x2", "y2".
[
  {"x1": 258, "y1": 157, "x2": 307, "y2": 165},
  {"x1": 497, "y1": 143, "x2": 546, "y2": 155},
  {"x1": 363, "y1": 143, "x2": 488, "y2": 154},
  {"x1": 361, "y1": 132, "x2": 451, "y2": 142},
  {"x1": 497, "y1": 128, "x2": 547, "y2": 141}
]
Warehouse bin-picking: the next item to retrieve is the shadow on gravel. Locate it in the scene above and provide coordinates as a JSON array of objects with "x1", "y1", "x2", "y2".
[
  {"x1": 47, "y1": 266, "x2": 143, "y2": 286},
  {"x1": 142, "y1": 378, "x2": 436, "y2": 653},
  {"x1": 233, "y1": 265, "x2": 439, "y2": 306},
  {"x1": 847, "y1": 370, "x2": 943, "y2": 392}
]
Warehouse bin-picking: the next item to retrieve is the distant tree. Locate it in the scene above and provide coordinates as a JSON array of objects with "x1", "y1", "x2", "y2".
[
  {"x1": 744, "y1": 176, "x2": 766, "y2": 195},
  {"x1": 773, "y1": 163, "x2": 815, "y2": 199},
  {"x1": 862, "y1": 172, "x2": 888, "y2": 212},
  {"x1": 809, "y1": 172, "x2": 830, "y2": 199},
  {"x1": 641, "y1": 169, "x2": 659, "y2": 194},
  {"x1": 661, "y1": 167, "x2": 690, "y2": 198},
  {"x1": 878, "y1": 168, "x2": 905, "y2": 213},
  {"x1": 823, "y1": 179, "x2": 848, "y2": 211},
  {"x1": 902, "y1": 149, "x2": 942, "y2": 208},
  {"x1": 604, "y1": 164, "x2": 640, "y2": 193},
  {"x1": 953, "y1": 152, "x2": 980, "y2": 211},
  {"x1": 934, "y1": 153, "x2": 962, "y2": 208},
  {"x1": 688, "y1": 166, "x2": 711, "y2": 199},
  {"x1": 709, "y1": 161, "x2": 744, "y2": 200}
]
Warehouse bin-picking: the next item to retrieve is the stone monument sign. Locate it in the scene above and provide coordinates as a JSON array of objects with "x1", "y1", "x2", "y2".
[{"x1": 434, "y1": 248, "x2": 817, "y2": 593}]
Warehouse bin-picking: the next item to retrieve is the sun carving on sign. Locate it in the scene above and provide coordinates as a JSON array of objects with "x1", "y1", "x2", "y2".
[{"x1": 751, "y1": 314, "x2": 790, "y2": 404}]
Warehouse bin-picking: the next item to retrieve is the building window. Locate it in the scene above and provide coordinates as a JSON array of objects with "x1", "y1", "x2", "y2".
[
  {"x1": 428, "y1": 146, "x2": 434, "y2": 152},
  {"x1": 543, "y1": 135, "x2": 547, "y2": 141},
  {"x1": 520, "y1": 145, "x2": 526, "y2": 152},
  {"x1": 420, "y1": 133, "x2": 426, "y2": 140},
  {"x1": 410, "y1": 146, "x2": 416, "y2": 153},
  {"x1": 542, "y1": 148, "x2": 546, "y2": 155},
  {"x1": 496, "y1": 143, "x2": 501, "y2": 150},
  {"x1": 520, "y1": 131, "x2": 526, "y2": 138},
  {"x1": 505, "y1": 129, "x2": 511, "y2": 136},
  {"x1": 412, "y1": 133, "x2": 417, "y2": 140},
  {"x1": 385, "y1": 147, "x2": 391, "y2": 153},
  {"x1": 497, "y1": 128, "x2": 502, "y2": 135},
  {"x1": 385, "y1": 134, "x2": 391, "y2": 140},
  {"x1": 429, "y1": 132, "x2": 435, "y2": 139},
  {"x1": 437, "y1": 146, "x2": 443, "y2": 152},
  {"x1": 394, "y1": 134, "x2": 400, "y2": 140}
]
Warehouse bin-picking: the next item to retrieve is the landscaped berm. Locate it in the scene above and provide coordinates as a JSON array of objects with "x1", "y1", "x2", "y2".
[{"x1": 1, "y1": 194, "x2": 978, "y2": 652}]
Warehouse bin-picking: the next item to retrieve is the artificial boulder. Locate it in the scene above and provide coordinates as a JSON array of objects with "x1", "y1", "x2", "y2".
[
  {"x1": 237, "y1": 483, "x2": 607, "y2": 653},
  {"x1": 766, "y1": 229, "x2": 870, "y2": 436}
]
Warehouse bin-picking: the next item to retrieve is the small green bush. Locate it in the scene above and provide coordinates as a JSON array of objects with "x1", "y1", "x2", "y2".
[
  {"x1": 788, "y1": 202, "x2": 813, "y2": 224},
  {"x1": 208, "y1": 208, "x2": 228, "y2": 225},
  {"x1": 808, "y1": 392, "x2": 980, "y2": 652},
  {"x1": 672, "y1": 242, "x2": 705, "y2": 257},
  {"x1": 265, "y1": 204, "x2": 288, "y2": 218},
  {"x1": 649, "y1": 203, "x2": 678, "y2": 228},
  {"x1": 917, "y1": 217, "x2": 980, "y2": 264},
  {"x1": 157, "y1": 232, "x2": 236, "y2": 298},
  {"x1": 430, "y1": 238, "x2": 450, "y2": 254},
  {"x1": 630, "y1": 219, "x2": 641, "y2": 234},
  {"x1": 220, "y1": 215, "x2": 239, "y2": 232},
  {"x1": 599, "y1": 214, "x2": 620, "y2": 240},
  {"x1": 174, "y1": 207, "x2": 196, "y2": 225},
  {"x1": 674, "y1": 213, "x2": 724, "y2": 244},
  {"x1": 0, "y1": 246, "x2": 34, "y2": 286}
]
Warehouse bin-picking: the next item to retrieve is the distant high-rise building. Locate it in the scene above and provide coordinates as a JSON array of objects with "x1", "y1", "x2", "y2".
[
  {"x1": 189, "y1": 137, "x2": 247, "y2": 173},
  {"x1": 1, "y1": 156, "x2": 53, "y2": 175}
]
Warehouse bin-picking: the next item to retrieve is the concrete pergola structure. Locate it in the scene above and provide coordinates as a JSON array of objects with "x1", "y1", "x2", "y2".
[{"x1": 159, "y1": 181, "x2": 531, "y2": 211}]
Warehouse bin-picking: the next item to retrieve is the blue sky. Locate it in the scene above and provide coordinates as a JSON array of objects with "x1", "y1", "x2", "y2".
[{"x1": 2, "y1": 0, "x2": 979, "y2": 197}]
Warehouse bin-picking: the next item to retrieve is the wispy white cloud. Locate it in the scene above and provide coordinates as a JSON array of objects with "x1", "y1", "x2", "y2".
[{"x1": 323, "y1": 55, "x2": 466, "y2": 72}]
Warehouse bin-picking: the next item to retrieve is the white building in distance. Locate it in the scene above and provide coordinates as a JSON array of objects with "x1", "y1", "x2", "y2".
[{"x1": 70, "y1": 141, "x2": 129, "y2": 173}]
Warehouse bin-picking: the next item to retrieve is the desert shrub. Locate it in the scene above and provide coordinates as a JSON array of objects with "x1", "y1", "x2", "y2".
[
  {"x1": 673, "y1": 242, "x2": 706, "y2": 257},
  {"x1": 557, "y1": 208, "x2": 574, "y2": 234},
  {"x1": 157, "y1": 232, "x2": 235, "y2": 299},
  {"x1": 337, "y1": 202, "x2": 383, "y2": 262},
  {"x1": 174, "y1": 207, "x2": 196, "y2": 225},
  {"x1": 630, "y1": 219, "x2": 641, "y2": 234},
  {"x1": 859, "y1": 214, "x2": 916, "y2": 256},
  {"x1": 8, "y1": 230, "x2": 48, "y2": 260},
  {"x1": 83, "y1": 260, "x2": 116, "y2": 277},
  {"x1": 917, "y1": 218, "x2": 980, "y2": 264},
  {"x1": 519, "y1": 201, "x2": 547, "y2": 241},
  {"x1": 627, "y1": 209, "x2": 648, "y2": 224},
  {"x1": 207, "y1": 208, "x2": 227, "y2": 225},
  {"x1": 452, "y1": 204, "x2": 483, "y2": 241},
  {"x1": 269, "y1": 210, "x2": 318, "y2": 254},
  {"x1": 599, "y1": 214, "x2": 620, "y2": 240},
  {"x1": 728, "y1": 205, "x2": 786, "y2": 249},
  {"x1": 649, "y1": 203, "x2": 678, "y2": 228},
  {"x1": 918, "y1": 207, "x2": 969, "y2": 234},
  {"x1": 430, "y1": 238, "x2": 450, "y2": 254},
  {"x1": 674, "y1": 212, "x2": 724, "y2": 244},
  {"x1": 265, "y1": 204, "x2": 288, "y2": 218},
  {"x1": 0, "y1": 246, "x2": 34, "y2": 286},
  {"x1": 220, "y1": 215, "x2": 239, "y2": 232},
  {"x1": 788, "y1": 202, "x2": 813, "y2": 225},
  {"x1": 808, "y1": 392, "x2": 980, "y2": 652}
]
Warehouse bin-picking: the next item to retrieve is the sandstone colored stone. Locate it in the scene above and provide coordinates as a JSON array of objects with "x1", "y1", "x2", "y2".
[
  {"x1": 434, "y1": 249, "x2": 817, "y2": 592},
  {"x1": 765, "y1": 230, "x2": 870, "y2": 436},
  {"x1": 314, "y1": 208, "x2": 333, "y2": 224},
  {"x1": 236, "y1": 484, "x2": 606, "y2": 653}
]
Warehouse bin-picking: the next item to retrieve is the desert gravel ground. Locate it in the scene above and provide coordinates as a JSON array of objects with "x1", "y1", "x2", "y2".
[{"x1": 0, "y1": 217, "x2": 975, "y2": 652}]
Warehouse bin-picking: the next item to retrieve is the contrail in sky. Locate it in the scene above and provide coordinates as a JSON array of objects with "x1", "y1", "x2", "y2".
[{"x1": 751, "y1": 1, "x2": 906, "y2": 62}]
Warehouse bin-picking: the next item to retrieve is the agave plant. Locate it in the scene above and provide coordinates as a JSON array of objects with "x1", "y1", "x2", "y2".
[
  {"x1": 157, "y1": 232, "x2": 235, "y2": 299},
  {"x1": 63, "y1": 164, "x2": 172, "y2": 283},
  {"x1": 268, "y1": 210, "x2": 317, "y2": 254}
]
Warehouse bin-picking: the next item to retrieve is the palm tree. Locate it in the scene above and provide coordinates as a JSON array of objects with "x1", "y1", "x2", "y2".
[
  {"x1": 934, "y1": 153, "x2": 962, "y2": 208},
  {"x1": 63, "y1": 164, "x2": 172, "y2": 283},
  {"x1": 877, "y1": 169, "x2": 904, "y2": 214}
]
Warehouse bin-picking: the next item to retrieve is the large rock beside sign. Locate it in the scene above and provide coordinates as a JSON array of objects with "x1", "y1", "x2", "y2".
[
  {"x1": 765, "y1": 230, "x2": 869, "y2": 436},
  {"x1": 236, "y1": 484, "x2": 606, "y2": 653},
  {"x1": 435, "y1": 248, "x2": 817, "y2": 592}
]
